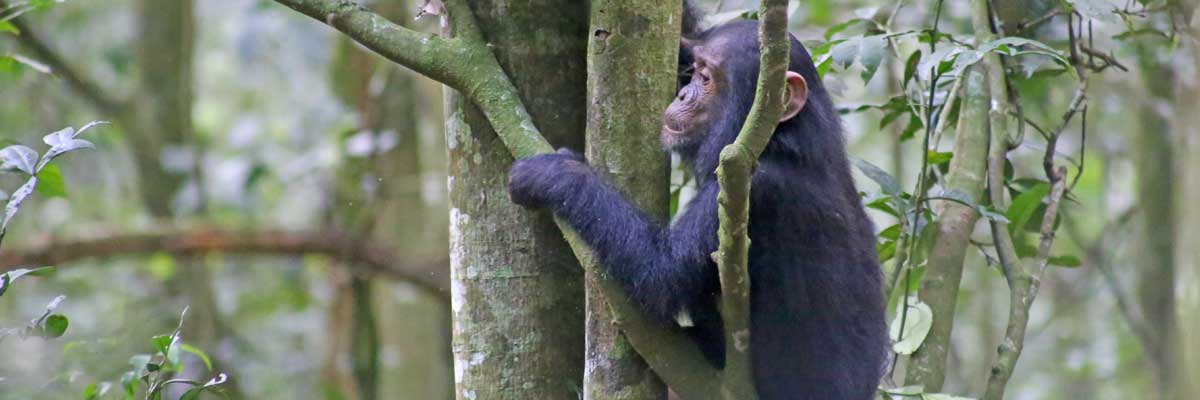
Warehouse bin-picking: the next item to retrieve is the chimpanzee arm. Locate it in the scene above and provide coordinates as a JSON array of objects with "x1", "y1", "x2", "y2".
[{"x1": 508, "y1": 151, "x2": 720, "y2": 322}]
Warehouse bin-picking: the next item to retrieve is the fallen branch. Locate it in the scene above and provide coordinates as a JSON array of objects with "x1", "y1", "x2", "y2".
[{"x1": 0, "y1": 228, "x2": 449, "y2": 299}]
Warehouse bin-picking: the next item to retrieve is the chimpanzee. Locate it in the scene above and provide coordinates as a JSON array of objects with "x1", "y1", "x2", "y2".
[{"x1": 506, "y1": 13, "x2": 887, "y2": 400}]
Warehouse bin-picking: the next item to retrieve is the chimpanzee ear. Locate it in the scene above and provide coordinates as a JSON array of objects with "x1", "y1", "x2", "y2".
[{"x1": 779, "y1": 71, "x2": 809, "y2": 122}]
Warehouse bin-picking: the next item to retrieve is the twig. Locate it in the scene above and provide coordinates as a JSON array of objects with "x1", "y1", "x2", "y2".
[
  {"x1": 1015, "y1": 10, "x2": 1062, "y2": 33},
  {"x1": 1080, "y1": 45, "x2": 1129, "y2": 72}
]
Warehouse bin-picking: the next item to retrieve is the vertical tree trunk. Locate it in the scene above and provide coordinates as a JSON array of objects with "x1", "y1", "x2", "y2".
[
  {"x1": 324, "y1": 3, "x2": 453, "y2": 398},
  {"x1": 581, "y1": 1, "x2": 678, "y2": 399},
  {"x1": 1173, "y1": 16, "x2": 1200, "y2": 398},
  {"x1": 1132, "y1": 44, "x2": 1177, "y2": 399},
  {"x1": 905, "y1": 64, "x2": 990, "y2": 390},
  {"x1": 445, "y1": 2, "x2": 588, "y2": 398},
  {"x1": 135, "y1": 2, "x2": 236, "y2": 393}
]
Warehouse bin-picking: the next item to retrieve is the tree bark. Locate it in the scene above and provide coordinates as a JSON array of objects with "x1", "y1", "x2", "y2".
[
  {"x1": 445, "y1": 2, "x2": 588, "y2": 399},
  {"x1": 1173, "y1": 14, "x2": 1200, "y2": 398},
  {"x1": 904, "y1": 65, "x2": 990, "y2": 390},
  {"x1": 581, "y1": 1, "x2": 677, "y2": 398},
  {"x1": 1132, "y1": 43, "x2": 1178, "y2": 398}
]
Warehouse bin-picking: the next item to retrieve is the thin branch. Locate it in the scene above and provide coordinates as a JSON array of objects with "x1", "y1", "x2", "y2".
[
  {"x1": 0, "y1": 0, "x2": 124, "y2": 116},
  {"x1": 710, "y1": 1, "x2": 790, "y2": 397},
  {"x1": 0, "y1": 228, "x2": 449, "y2": 299},
  {"x1": 273, "y1": 0, "x2": 552, "y2": 157},
  {"x1": 1080, "y1": 45, "x2": 1129, "y2": 72},
  {"x1": 982, "y1": 10, "x2": 1088, "y2": 397}
]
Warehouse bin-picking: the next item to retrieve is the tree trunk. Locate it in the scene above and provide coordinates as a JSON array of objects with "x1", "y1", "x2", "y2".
[
  {"x1": 1132, "y1": 44, "x2": 1178, "y2": 399},
  {"x1": 445, "y1": 2, "x2": 588, "y2": 398},
  {"x1": 1173, "y1": 16, "x2": 1200, "y2": 398},
  {"x1": 904, "y1": 26, "x2": 993, "y2": 394},
  {"x1": 581, "y1": 1, "x2": 677, "y2": 399},
  {"x1": 135, "y1": 1, "x2": 237, "y2": 394}
]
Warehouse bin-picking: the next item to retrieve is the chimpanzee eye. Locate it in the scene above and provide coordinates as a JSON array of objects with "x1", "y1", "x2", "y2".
[{"x1": 679, "y1": 65, "x2": 695, "y2": 80}]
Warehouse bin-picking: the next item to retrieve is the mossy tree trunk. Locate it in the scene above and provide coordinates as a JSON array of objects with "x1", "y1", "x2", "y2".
[
  {"x1": 445, "y1": 1, "x2": 588, "y2": 398},
  {"x1": 581, "y1": 1, "x2": 678, "y2": 399}
]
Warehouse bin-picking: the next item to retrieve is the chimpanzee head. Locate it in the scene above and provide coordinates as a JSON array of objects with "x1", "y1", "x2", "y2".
[{"x1": 663, "y1": 20, "x2": 844, "y2": 179}]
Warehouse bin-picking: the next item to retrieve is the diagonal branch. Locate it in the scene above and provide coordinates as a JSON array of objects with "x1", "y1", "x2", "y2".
[
  {"x1": 0, "y1": 0, "x2": 124, "y2": 116},
  {"x1": 272, "y1": 0, "x2": 734, "y2": 396},
  {"x1": 0, "y1": 228, "x2": 449, "y2": 299},
  {"x1": 273, "y1": 0, "x2": 551, "y2": 157}
]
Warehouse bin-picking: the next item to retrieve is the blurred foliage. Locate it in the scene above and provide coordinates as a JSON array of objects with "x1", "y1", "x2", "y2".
[{"x1": 0, "y1": 0, "x2": 1192, "y2": 398}]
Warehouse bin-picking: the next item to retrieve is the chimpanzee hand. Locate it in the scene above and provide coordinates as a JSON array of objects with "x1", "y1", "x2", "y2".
[{"x1": 508, "y1": 148, "x2": 589, "y2": 208}]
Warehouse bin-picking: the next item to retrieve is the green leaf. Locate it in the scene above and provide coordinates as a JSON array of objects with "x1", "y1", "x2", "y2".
[
  {"x1": 858, "y1": 35, "x2": 888, "y2": 82},
  {"x1": 926, "y1": 151, "x2": 953, "y2": 165},
  {"x1": 889, "y1": 297, "x2": 933, "y2": 355},
  {"x1": 830, "y1": 38, "x2": 860, "y2": 69},
  {"x1": 180, "y1": 373, "x2": 228, "y2": 400},
  {"x1": 152, "y1": 334, "x2": 174, "y2": 355},
  {"x1": 181, "y1": 343, "x2": 214, "y2": 371},
  {"x1": 0, "y1": 21, "x2": 19, "y2": 35},
  {"x1": 922, "y1": 393, "x2": 976, "y2": 400},
  {"x1": 902, "y1": 50, "x2": 921, "y2": 88},
  {"x1": 852, "y1": 158, "x2": 900, "y2": 195},
  {"x1": 877, "y1": 240, "x2": 897, "y2": 263},
  {"x1": 43, "y1": 314, "x2": 68, "y2": 338},
  {"x1": 1005, "y1": 183, "x2": 1050, "y2": 238},
  {"x1": 35, "y1": 163, "x2": 67, "y2": 198},
  {"x1": 0, "y1": 266, "x2": 55, "y2": 297},
  {"x1": 1048, "y1": 255, "x2": 1082, "y2": 267},
  {"x1": 879, "y1": 224, "x2": 902, "y2": 240}
]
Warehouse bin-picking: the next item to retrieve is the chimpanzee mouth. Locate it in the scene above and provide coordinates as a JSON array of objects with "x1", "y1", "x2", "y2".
[{"x1": 662, "y1": 122, "x2": 685, "y2": 136}]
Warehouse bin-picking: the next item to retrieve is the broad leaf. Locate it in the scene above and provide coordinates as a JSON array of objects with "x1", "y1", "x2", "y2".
[
  {"x1": 852, "y1": 158, "x2": 901, "y2": 195},
  {"x1": 35, "y1": 163, "x2": 67, "y2": 198},
  {"x1": 42, "y1": 314, "x2": 69, "y2": 338},
  {"x1": 1005, "y1": 182, "x2": 1050, "y2": 238},
  {"x1": 2, "y1": 176, "x2": 38, "y2": 232},
  {"x1": 0, "y1": 145, "x2": 38, "y2": 175},
  {"x1": 889, "y1": 298, "x2": 934, "y2": 355}
]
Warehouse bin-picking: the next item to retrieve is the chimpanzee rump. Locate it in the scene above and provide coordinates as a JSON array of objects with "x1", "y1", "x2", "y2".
[{"x1": 507, "y1": 15, "x2": 887, "y2": 400}]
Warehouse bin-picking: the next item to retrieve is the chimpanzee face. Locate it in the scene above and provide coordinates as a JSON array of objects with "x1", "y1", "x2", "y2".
[
  {"x1": 662, "y1": 40, "x2": 725, "y2": 151},
  {"x1": 661, "y1": 27, "x2": 809, "y2": 154}
]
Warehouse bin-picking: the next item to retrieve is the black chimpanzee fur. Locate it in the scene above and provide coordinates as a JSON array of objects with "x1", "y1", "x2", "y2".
[{"x1": 507, "y1": 19, "x2": 887, "y2": 400}]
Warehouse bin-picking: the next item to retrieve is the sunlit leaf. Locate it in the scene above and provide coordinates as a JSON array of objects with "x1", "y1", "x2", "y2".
[
  {"x1": 2, "y1": 176, "x2": 38, "y2": 232},
  {"x1": 858, "y1": 35, "x2": 887, "y2": 82},
  {"x1": 180, "y1": 373, "x2": 228, "y2": 400},
  {"x1": 926, "y1": 151, "x2": 953, "y2": 165},
  {"x1": 889, "y1": 298, "x2": 933, "y2": 355},
  {"x1": 0, "y1": 144, "x2": 38, "y2": 175},
  {"x1": 831, "y1": 38, "x2": 860, "y2": 69},
  {"x1": 0, "y1": 21, "x2": 18, "y2": 34}
]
